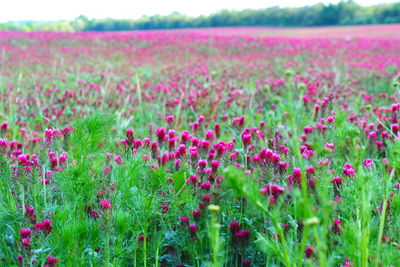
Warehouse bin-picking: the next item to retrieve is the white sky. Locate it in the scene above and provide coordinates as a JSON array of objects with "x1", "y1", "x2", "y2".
[{"x1": 0, "y1": 0, "x2": 398, "y2": 22}]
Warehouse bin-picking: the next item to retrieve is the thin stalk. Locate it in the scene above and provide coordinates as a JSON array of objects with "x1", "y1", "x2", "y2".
[{"x1": 375, "y1": 170, "x2": 394, "y2": 266}]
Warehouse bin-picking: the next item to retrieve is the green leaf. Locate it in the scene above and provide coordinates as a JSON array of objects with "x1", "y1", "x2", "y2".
[{"x1": 171, "y1": 171, "x2": 186, "y2": 192}]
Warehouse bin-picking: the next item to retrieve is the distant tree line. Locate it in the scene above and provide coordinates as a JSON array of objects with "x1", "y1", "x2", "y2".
[{"x1": 1, "y1": 0, "x2": 400, "y2": 32}]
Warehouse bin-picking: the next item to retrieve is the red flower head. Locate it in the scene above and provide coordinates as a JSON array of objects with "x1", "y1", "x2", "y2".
[
  {"x1": 180, "y1": 216, "x2": 190, "y2": 226},
  {"x1": 46, "y1": 255, "x2": 58, "y2": 266},
  {"x1": 305, "y1": 246, "x2": 314, "y2": 258},
  {"x1": 20, "y1": 228, "x2": 31, "y2": 238},
  {"x1": 189, "y1": 224, "x2": 197, "y2": 238},
  {"x1": 34, "y1": 219, "x2": 53, "y2": 234},
  {"x1": 332, "y1": 176, "x2": 343, "y2": 187},
  {"x1": 332, "y1": 217, "x2": 342, "y2": 235},
  {"x1": 21, "y1": 237, "x2": 31, "y2": 247},
  {"x1": 230, "y1": 221, "x2": 240, "y2": 235},
  {"x1": 100, "y1": 199, "x2": 112, "y2": 210},
  {"x1": 192, "y1": 209, "x2": 201, "y2": 221}
]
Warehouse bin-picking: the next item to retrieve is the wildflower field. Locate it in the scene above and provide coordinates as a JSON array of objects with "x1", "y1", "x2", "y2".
[{"x1": 0, "y1": 26, "x2": 400, "y2": 266}]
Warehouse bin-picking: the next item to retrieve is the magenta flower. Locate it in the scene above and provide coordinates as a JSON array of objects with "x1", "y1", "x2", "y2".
[
  {"x1": 230, "y1": 221, "x2": 240, "y2": 234},
  {"x1": 211, "y1": 160, "x2": 220, "y2": 173},
  {"x1": 166, "y1": 115, "x2": 174, "y2": 124},
  {"x1": 189, "y1": 224, "x2": 197, "y2": 238},
  {"x1": 20, "y1": 228, "x2": 31, "y2": 238},
  {"x1": 363, "y1": 158, "x2": 373, "y2": 168},
  {"x1": 303, "y1": 126, "x2": 313, "y2": 134},
  {"x1": 161, "y1": 204, "x2": 169, "y2": 213},
  {"x1": 332, "y1": 176, "x2": 343, "y2": 187},
  {"x1": 46, "y1": 255, "x2": 58, "y2": 266},
  {"x1": 113, "y1": 156, "x2": 122, "y2": 165},
  {"x1": 332, "y1": 217, "x2": 342, "y2": 235},
  {"x1": 392, "y1": 124, "x2": 399, "y2": 135},
  {"x1": 325, "y1": 143, "x2": 335, "y2": 151},
  {"x1": 214, "y1": 124, "x2": 221, "y2": 137},
  {"x1": 261, "y1": 184, "x2": 285, "y2": 198},
  {"x1": 90, "y1": 210, "x2": 100, "y2": 219},
  {"x1": 235, "y1": 230, "x2": 250, "y2": 246},
  {"x1": 180, "y1": 216, "x2": 190, "y2": 226},
  {"x1": 202, "y1": 195, "x2": 211, "y2": 203},
  {"x1": 242, "y1": 259, "x2": 251, "y2": 267},
  {"x1": 192, "y1": 209, "x2": 201, "y2": 221},
  {"x1": 205, "y1": 130, "x2": 214, "y2": 140},
  {"x1": 305, "y1": 246, "x2": 314, "y2": 258},
  {"x1": 21, "y1": 237, "x2": 31, "y2": 247},
  {"x1": 292, "y1": 168, "x2": 302, "y2": 184},
  {"x1": 200, "y1": 181, "x2": 211, "y2": 190},
  {"x1": 34, "y1": 219, "x2": 53, "y2": 233},
  {"x1": 342, "y1": 163, "x2": 355, "y2": 177},
  {"x1": 100, "y1": 199, "x2": 112, "y2": 210}
]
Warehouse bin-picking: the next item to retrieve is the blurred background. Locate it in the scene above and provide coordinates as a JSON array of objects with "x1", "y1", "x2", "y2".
[{"x1": 0, "y1": 0, "x2": 399, "y2": 32}]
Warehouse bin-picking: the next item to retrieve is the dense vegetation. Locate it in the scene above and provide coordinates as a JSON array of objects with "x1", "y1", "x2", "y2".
[
  {"x1": 0, "y1": 28, "x2": 399, "y2": 266},
  {"x1": 1, "y1": 0, "x2": 400, "y2": 32}
]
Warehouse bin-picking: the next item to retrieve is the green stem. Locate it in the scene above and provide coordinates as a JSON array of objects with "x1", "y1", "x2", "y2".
[
  {"x1": 375, "y1": 170, "x2": 394, "y2": 266},
  {"x1": 297, "y1": 224, "x2": 309, "y2": 266},
  {"x1": 255, "y1": 201, "x2": 291, "y2": 266},
  {"x1": 360, "y1": 173, "x2": 370, "y2": 267}
]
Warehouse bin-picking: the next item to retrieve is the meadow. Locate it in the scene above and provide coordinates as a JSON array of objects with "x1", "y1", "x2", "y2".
[{"x1": 0, "y1": 25, "x2": 400, "y2": 266}]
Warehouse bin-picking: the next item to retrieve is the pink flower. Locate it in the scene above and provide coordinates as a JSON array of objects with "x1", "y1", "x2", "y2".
[
  {"x1": 126, "y1": 128, "x2": 134, "y2": 141},
  {"x1": 261, "y1": 184, "x2": 285, "y2": 198},
  {"x1": 100, "y1": 199, "x2": 112, "y2": 210},
  {"x1": 189, "y1": 224, "x2": 197, "y2": 238},
  {"x1": 363, "y1": 158, "x2": 373, "y2": 168},
  {"x1": 166, "y1": 115, "x2": 174, "y2": 124},
  {"x1": 200, "y1": 181, "x2": 211, "y2": 190},
  {"x1": 46, "y1": 255, "x2": 58, "y2": 266},
  {"x1": 392, "y1": 124, "x2": 399, "y2": 135},
  {"x1": 113, "y1": 156, "x2": 122, "y2": 165},
  {"x1": 327, "y1": 116, "x2": 335, "y2": 123},
  {"x1": 62, "y1": 126, "x2": 73, "y2": 135},
  {"x1": 198, "y1": 159, "x2": 207, "y2": 169},
  {"x1": 332, "y1": 176, "x2": 343, "y2": 187},
  {"x1": 341, "y1": 259, "x2": 351, "y2": 267},
  {"x1": 90, "y1": 210, "x2": 100, "y2": 219},
  {"x1": 242, "y1": 259, "x2": 251, "y2": 267},
  {"x1": 293, "y1": 168, "x2": 302, "y2": 184},
  {"x1": 205, "y1": 130, "x2": 214, "y2": 140},
  {"x1": 325, "y1": 143, "x2": 335, "y2": 151},
  {"x1": 332, "y1": 217, "x2": 342, "y2": 235},
  {"x1": 202, "y1": 195, "x2": 211, "y2": 203},
  {"x1": 34, "y1": 219, "x2": 53, "y2": 233},
  {"x1": 305, "y1": 246, "x2": 314, "y2": 258},
  {"x1": 180, "y1": 216, "x2": 190, "y2": 226},
  {"x1": 21, "y1": 237, "x2": 31, "y2": 247},
  {"x1": 343, "y1": 163, "x2": 355, "y2": 177},
  {"x1": 192, "y1": 209, "x2": 201, "y2": 221},
  {"x1": 20, "y1": 228, "x2": 31, "y2": 238},
  {"x1": 161, "y1": 204, "x2": 169, "y2": 213},
  {"x1": 156, "y1": 128, "x2": 166, "y2": 142},
  {"x1": 211, "y1": 160, "x2": 220, "y2": 173},
  {"x1": 242, "y1": 134, "x2": 252, "y2": 148},
  {"x1": 304, "y1": 126, "x2": 313, "y2": 134},
  {"x1": 230, "y1": 221, "x2": 240, "y2": 234},
  {"x1": 235, "y1": 230, "x2": 250, "y2": 246},
  {"x1": 214, "y1": 124, "x2": 221, "y2": 137}
]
